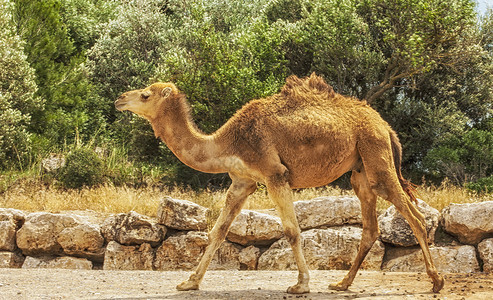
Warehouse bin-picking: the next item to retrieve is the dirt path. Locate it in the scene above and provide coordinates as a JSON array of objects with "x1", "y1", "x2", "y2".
[{"x1": 0, "y1": 269, "x2": 491, "y2": 299}]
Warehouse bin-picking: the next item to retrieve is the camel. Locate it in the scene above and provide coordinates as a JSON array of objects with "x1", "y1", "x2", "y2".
[{"x1": 115, "y1": 73, "x2": 444, "y2": 294}]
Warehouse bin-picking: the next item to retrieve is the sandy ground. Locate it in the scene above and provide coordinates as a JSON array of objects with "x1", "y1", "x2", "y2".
[{"x1": 0, "y1": 269, "x2": 492, "y2": 300}]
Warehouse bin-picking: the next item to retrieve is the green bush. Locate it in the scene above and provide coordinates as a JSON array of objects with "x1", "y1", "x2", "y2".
[
  {"x1": 424, "y1": 129, "x2": 493, "y2": 185},
  {"x1": 466, "y1": 176, "x2": 493, "y2": 194},
  {"x1": 59, "y1": 148, "x2": 104, "y2": 189}
]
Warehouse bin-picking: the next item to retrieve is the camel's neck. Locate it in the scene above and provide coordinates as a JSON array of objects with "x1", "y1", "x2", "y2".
[{"x1": 150, "y1": 95, "x2": 227, "y2": 174}]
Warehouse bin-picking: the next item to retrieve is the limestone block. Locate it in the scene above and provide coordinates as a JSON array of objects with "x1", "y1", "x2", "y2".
[
  {"x1": 294, "y1": 196, "x2": 362, "y2": 230},
  {"x1": 103, "y1": 241, "x2": 154, "y2": 270},
  {"x1": 41, "y1": 154, "x2": 65, "y2": 172},
  {"x1": 239, "y1": 245, "x2": 261, "y2": 270},
  {"x1": 382, "y1": 245, "x2": 480, "y2": 273},
  {"x1": 227, "y1": 210, "x2": 283, "y2": 246},
  {"x1": 154, "y1": 231, "x2": 208, "y2": 270},
  {"x1": 441, "y1": 201, "x2": 493, "y2": 245},
  {"x1": 0, "y1": 208, "x2": 25, "y2": 251},
  {"x1": 258, "y1": 226, "x2": 385, "y2": 270},
  {"x1": 0, "y1": 251, "x2": 25, "y2": 268},
  {"x1": 378, "y1": 199, "x2": 440, "y2": 246},
  {"x1": 101, "y1": 211, "x2": 166, "y2": 247},
  {"x1": 157, "y1": 197, "x2": 209, "y2": 231},
  {"x1": 210, "y1": 241, "x2": 242, "y2": 270},
  {"x1": 22, "y1": 256, "x2": 93, "y2": 270},
  {"x1": 478, "y1": 238, "x2": 493, "y2": 273},
  {"x1": 57, "y1": 223, "x2": 105, "y2": 262},
  {"x1": 16, "y1": 212, "x2": 105, "y2": 259},
  {"x1": 17, "y1": 212, "x2": 80, "y2": 256}
]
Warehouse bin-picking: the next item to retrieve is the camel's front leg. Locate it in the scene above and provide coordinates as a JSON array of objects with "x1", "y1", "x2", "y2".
[
  {"x1": 266, "y1": 178, "x2": 310, "y2": 294},
  {"x1": 176, "y1": 177, "x2": 256, "y2": 291}
]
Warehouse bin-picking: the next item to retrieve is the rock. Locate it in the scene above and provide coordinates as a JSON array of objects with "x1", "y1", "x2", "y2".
[
  {"x1": 41, "y1": 154, "x2": 65, "y2": 172},
  {"x1": 154, "y1": 231, "x2": 246, "y2": 271},
  {"x1": 378, "y1": 199, "x2": 440, "y2": 246},
  {"x1": 441, "y1": 201, "x2": 493, "y2": 245},
  {"x1": 258, "y1": 226, "x2": 385, "y2": 270},
  {"x1": 17, "y1": 212, "x2": 79, "y2": 256},
  {"x1": 57, "y1": 224, "x2": 105, "y2": 262},
  {"x1": 154, "y1": 231, "x2": 208, "y2": 270},
  {"x1": 294, "y1": 196, "x2": 362, "y2": 230},
  {"x1": 101, "y1": 211, "x2": 166, "y2": 247},
  {"x1": 16, "y1": 212, "x2": 105, "y2": 259},
  {"x1": 0, "y1": 251, "x2": 25, "y2": 268},
  {"x1": 382, "y1": 245, "x2": 480, "y2": 273},
  {"x1": 22, "y1": 256, "x2": 93, "y2": 270},
  {"x1": 227, "y1": 210, "x2": 284, "y2": 246},
  {"x1": 157, "y1": 197, "x2": 209, "y2": 231},
  {"x1": 103, "y1": 241, "x2": 154, "y2": 270},
  {"x1": 210, "y1": 241, "x2": 242, "y2": 270},
  {"x1": 0, "y1": 208, "x2": 25, "y2": 251},
  {"x1": 239, "y1": 245, "x2": 261, "y2": 270},
  {"x1": 478, "y1": 238, "x2": 493, "y2": 273}
]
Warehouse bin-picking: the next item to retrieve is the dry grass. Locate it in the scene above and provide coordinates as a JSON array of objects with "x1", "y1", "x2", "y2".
[
  {"x1": 1, "y1": 180, "x2": 490, "y2": 225},
  {"x1": 416, "y1": 180, "x2": 492, "y2": 211}
]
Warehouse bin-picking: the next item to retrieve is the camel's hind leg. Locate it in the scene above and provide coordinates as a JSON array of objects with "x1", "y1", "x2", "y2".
[
  {"x1": 387, "y1": 193, "x2": 444, "y2": 292},
  {"x1": 176, "y1": 176, "x2": 256, "y2": 291},
  {"x1": 361, "y1": 147, "x2": 444, "y2": 293},
  {"x1": 329, "y1": 167, "x2": 380, "y2": 291}
]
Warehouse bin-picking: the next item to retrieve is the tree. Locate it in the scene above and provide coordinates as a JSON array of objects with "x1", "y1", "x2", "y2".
[
  {"x1": 420, "y1": 9, "x2": 493, "y2": 185},
  {"x1": 59, "y1": 0, "x2": 118, "y2": 52},
  {"x1": 157, "y1": 0, "x2": 287, "y2": 133},
  {"x1": 0, "y1": 0, "x2": 43, "y2": 169},
  {"x1": 154, "y1": 0, "x2": 288, "y2": 186},
  {"x1": 359, "y1": 0, "x2": 480, "y2": 104},
  {"x1": 13, "y1": 0, "x2": 102, "y2": 145}
]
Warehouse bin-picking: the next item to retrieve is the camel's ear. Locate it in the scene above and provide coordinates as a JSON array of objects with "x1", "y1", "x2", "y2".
[{"x1": 161, "y1": 87, "x2": 172, "y2": 98}]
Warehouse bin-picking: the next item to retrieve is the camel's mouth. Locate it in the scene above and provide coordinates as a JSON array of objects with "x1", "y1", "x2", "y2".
[{"x1": 114, "y1": 99, "x2": 127, "y2": 111}]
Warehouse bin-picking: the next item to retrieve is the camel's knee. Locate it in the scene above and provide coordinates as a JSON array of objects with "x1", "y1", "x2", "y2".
[
  {"x1": 368, "y1": 181, "x2": 390, "y2": 200},
  {"x1": 362, "y1": 225, "x2": 380, "y2": 243},
  {"x1": 208, "y1": 226, "x2": 228, "y2": 245},
  {"x1": 284, "y1": 225, "x2": 301, "y2": 245},
  {"x1": 394, "y1": 205, "x2": 428, "y2": 240}
]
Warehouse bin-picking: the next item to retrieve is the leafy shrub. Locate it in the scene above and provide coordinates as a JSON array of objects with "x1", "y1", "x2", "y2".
[
  {"x1": 466, "y1": 176, "x2": 493, "y2": 194},
  {"x1": 424, "y1": 129, "x2": 493, "y2": 184},
  {"x1": 59, "y1": 148, "x2": 104, "y2": 189}
]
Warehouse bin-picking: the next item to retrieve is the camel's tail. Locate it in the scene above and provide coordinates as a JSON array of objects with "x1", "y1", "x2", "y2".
[{"x1": 390, "y1": 131, "x2": 418, "y2": 203}]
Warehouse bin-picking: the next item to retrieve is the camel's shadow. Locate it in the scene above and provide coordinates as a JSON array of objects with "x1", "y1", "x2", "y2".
[{"x1": 99, "y1": 288, "x2": 434, "y2": 300}]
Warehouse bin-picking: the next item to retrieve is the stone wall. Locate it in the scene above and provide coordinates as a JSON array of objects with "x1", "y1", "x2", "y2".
[{"x1": 1, "y1": 197, "x2": 492, "y2": 273}]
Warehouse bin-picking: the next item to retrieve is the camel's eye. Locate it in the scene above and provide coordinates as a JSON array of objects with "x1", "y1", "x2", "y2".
[{"x1": 141, "y1": 91, "x2": 151, "y2": 101}]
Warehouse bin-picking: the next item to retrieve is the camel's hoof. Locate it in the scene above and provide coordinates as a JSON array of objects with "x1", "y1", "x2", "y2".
[
  {"x1": 432, "y1": 275, "x2": 445, "y2": 293},
  {"x1": 176, "y1": 280, "x2": 199, "y2": 291},
  {"x1": 287, "y1": 283, "x2": 310, "y2": 294},
  {"x1": 329, "y1": 281, "x2": 349, "y2": 291}
]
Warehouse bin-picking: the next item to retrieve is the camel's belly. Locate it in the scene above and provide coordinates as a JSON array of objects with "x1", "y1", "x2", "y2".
[{"x1": 281, "y1": 144, "x2": 360, "y2": 189}]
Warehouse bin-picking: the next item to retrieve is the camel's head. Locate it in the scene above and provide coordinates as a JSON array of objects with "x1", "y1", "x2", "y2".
[{"x1": 114, "y1": 83, "x2": 178, "y2": 120}]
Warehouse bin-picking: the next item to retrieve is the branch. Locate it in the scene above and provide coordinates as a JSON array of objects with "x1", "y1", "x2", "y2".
[{"x1": 365, "y1": 55, "x2": 427, "y2": 104}]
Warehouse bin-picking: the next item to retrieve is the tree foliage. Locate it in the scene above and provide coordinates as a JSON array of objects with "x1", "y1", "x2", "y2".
[
  {"x1": 359, "y1": 0, "x2": 480, "y2": 103},
  {"x1": 3, "y1": 0, "x2": 492, "y2": 190},
  {"x1": 0, "y1": 0, "x2": 43, "y2": 169},
  {"x1": 13, "y1": 0, "x2": 103, "y2": 145}
]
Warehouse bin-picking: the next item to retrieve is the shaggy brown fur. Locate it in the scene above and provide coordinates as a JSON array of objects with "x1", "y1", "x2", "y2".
[{"x1": 115, "y1": 73, "x2": 443, "y2": 294}]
